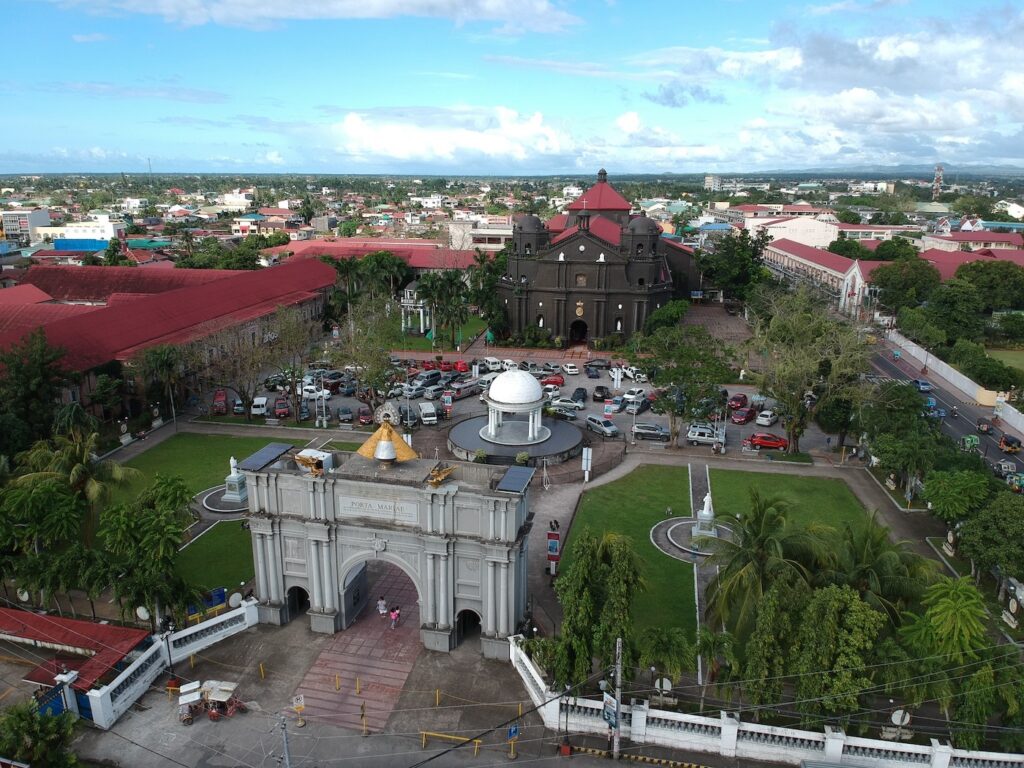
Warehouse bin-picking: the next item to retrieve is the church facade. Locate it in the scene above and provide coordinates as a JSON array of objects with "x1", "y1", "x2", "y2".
[{"x1": 498, "y1": 170, "x2": 697, "y2": 342}]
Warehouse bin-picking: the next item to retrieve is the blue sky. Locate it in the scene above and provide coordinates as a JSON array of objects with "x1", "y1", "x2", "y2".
[{"x1": 3, "y1": 0, "x2": 1022, "y2": 174}]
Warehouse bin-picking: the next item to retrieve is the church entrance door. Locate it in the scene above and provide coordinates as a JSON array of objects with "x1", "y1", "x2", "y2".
[{"x1": 569, "y1": 320, "x2": 588, "y2": 344}]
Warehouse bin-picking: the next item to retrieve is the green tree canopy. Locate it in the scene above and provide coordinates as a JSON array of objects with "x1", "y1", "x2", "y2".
[
  {"x1": 827, "y1": 238, "x2": 871, "y2": 259},
  {"x1": 955, "y1": 259, "x2": 1024, "y2": 313},
  {"x1": 925, "y1": 278, "x2": 984, "y2": 342},
  {"x1": 0, "y1": 328, "x2": 68, "y2": 456},
  {"x1": 873, "y1": 237, "x2": 919, "y2": 262},
  {"x1": 921, "y1": 470, "x2": 991, "y2": 523},
  {"x1": 958, "y1": 494, "x2": 1024, "y2": 582},
  {"x1": 870, "y1": 257, "x2": 941, "y2": 311},
  {"x1": 696, "y1": 229, "x2": 771, "y2": 300},
  {"x1": 0, "y1": 701, "x2": 78, "y2": 767}
]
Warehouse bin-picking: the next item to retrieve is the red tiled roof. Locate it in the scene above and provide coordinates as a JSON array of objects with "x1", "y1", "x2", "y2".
[
  {"x1": 918, "y1": 247, "x2": 1024, "y2": 280},
  {"x1": 265, "y1": 239, "x2": 478, "y2": 270},
  {"x1": 549, "y1": 214, "x2": 623, "y2": 247},
  {"x1": 663, "y1": 239, "x2": 695, "y2": 255},
  {"x1": 940, "y1": 232, "x2": 1024, "y2": 245},
  {"x1": 0, "y1": 283, "x2": 52, "y2": 305},
  {"x1": 768, "y1": 239, "x2": 852, "y2": 275},
  {"x1": 30, "y1": 249, "x2": 98, "y2": 260},
  {"x1": 0, "y1": 303, "x2": 98, "y2": 334},
  {"x1": 855, "y1": 259, "x2": 890, "y2": 279},
  {"x1": 546, "y1": 213, "x2": 569, "y2": 233},
  {"x1": 567, "y1": 181, "x2": 631, "y2": 212},
  {"x1": 0, "y1": 607, "x2": 150, "y2": 692},
  {"x1": 20, "y1": 265, "x2": 239, "y2": 302},
  {"x1": 258, "y1": 207, "x2": 297, "y2": 217},
  {"x1": 0, "y1": 260, "x2": 336, "y2": 371},
  {"x1": 860, "y1": 239, "x2": 882, "y2": 252}
]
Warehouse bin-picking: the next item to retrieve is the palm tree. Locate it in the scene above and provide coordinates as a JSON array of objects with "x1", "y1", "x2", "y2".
[
  {"x1": 694, "y1": 627, "x2": 737, "y2": 712},
  {"x1": 702, "y1": 489, "x2": 832, "y2": 636},
  {"x1": 137, "y1": 344, "x2": 184, "y2": 424},
  {"x1": 638, "y1": 626, "x2": 694, "y2": 683},
  {"x1": 416, "y1": 272, "x2": 444, "y2": 347},
  {"x1": 437, "y1": 270, "x2": 469, "y2": 350},
  {"x1": 919, "y1": 576, "x2": 989, "y2": 664},
  {"x1": 818, "y1": 512, "x2": 934, "y2": 622}
]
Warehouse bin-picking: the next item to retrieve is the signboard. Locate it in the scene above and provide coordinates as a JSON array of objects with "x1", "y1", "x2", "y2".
[
  {"x1": 690, "y1": 290, "x2": 704, "y2": 299},
  {"x1": 547, "y1": 531, "x2": 561, "y2": 562},
  {"x1": 292, "y1": 694, "x2": 305, "y2": 712},
  {"x1": 442, "y1": 391, "x2": 454, "y2": 407},
  {"x1": 507, "y1": 723, "x2": 520, "y2": 741},
  {"x1": 602, "y1": 692, "x2": 617, "y2": 727},
  {"x1": 604, "y1": 399, "x2": 613, "y2": 416}
]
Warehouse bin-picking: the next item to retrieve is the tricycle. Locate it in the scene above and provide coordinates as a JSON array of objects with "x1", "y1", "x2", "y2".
[
  {"x1": 1000, "y1": 434, "x2": 1022, "y2": 454},
  {"x1": 959, "y1": 435, "x2": 980, "y2": 452},
  {"x1": 977, "y1": 418, "x2": 993, "y2": 434}
]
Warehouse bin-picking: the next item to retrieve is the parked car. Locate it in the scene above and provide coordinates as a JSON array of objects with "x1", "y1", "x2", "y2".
[
  {"x1": 299, "y1": 402, "x2": 311, "y2": 420},
  {"x1": 623, "y1": 366, "x2": 648, "y2": 383},
  {"x1": 232, "y1": 398, "x2": 245, "y2": 415},
  {"x1": 608, "y1": 396, "x2": 626, "y2": 413},
  {"x1": 911, "y1": 379, "x2": 933, "y2": 392},
  {"x1": 541, "y1": 374, "x2": 565, "y2": 387},
  {"x1": 357, "y1": 406, "x2": 373, "y2": 425},
  {"x1": 549, "y1": 406, "x2": 578, "y2": 421},
  {"x1": 273, "y1": 398, "x2": 291, "y2": 418},
  {"x1": 571, "y1": 387, "x2": 588, "y2": 403},
  {"x1": 585, "y1": 366, "x2": 600, "y2": 379},
  {"x1": 727, "y1": 393, "x2": 749, "y2": 410},
  {"x1": 423, "y1": 384, "x2": 445, "y2": 400},
  {"x1": 593, "y1": 385, "x2": 612, "y2": 401},
  {"x1": 302, "y1": 385, "x2": 332, "y2": 401},
  {"x1": 542, "y1": 384, "x2": 561, "y2": 400},
  {"x1": 421, "y1": 360, "x2": 437, "y2": 371},
  {"x1": 264, "y1": 373, "x2": 286, "y2": 392},
  {"x1": 562, "y1": 362, "x2": 580, "y2": 375},
  {"x1": 755, "y1": 410, "x2": 778, "y2": 426},
  {"x1": 336, "y1": 381, "x2": 356, "y2": 397},
  {"x1": 731, "y1": 406, "x2": 755, "y2": 424},
  {"x1": 588, "y1": 357, "x2": 611, "y2": 369},
  {"x1": 439, "y1": 360, "x2": 453, "y2": 372},
  {"x1": 686, "y1": 424, "x2": 723, "y2": 446},
  {"x1": 550, "y1": 396, "x2": 585, "y2": 411},
  {"x1": 585, "y1": 415, "x2": 620, "y2": 437},
  {"x1": 623, "y1": 387, "x2": 646, "y2": 403},
  {"x1": 749, "y1": 432, "x2": 789, "y2": 451},
  {"x1": 454, "y1": 360, "x2": 470, "y2": 373},
  {"x1": 625, "y1": 398, "x2": 651, "y2": 415},
  {"x1": 397, "y1": 404, "x2": 419, "y2": 428},
  {"x1": 632, "y1": 423, "x2": 670, "y2": 442},
  {"x1": 211, "y1": 388, "x2": 228, "y2": 415},
  {"x1": 336, "y1": 406, "x2": 354, "y2": 423},
  {"x1": 403, "y1": 384, "x2": 426, "y2": 399},
  {"x1": 542, "y1": 362, "x2": 562, "y2": 374}
]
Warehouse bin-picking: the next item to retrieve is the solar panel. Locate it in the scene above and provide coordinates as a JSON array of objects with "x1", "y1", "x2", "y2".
[
  {"x1": 495, "y1": 466, "x2": 535, "y2": 494},
  {"x1": 238, "y1": 442, "x2": 295, "y2": 472}
]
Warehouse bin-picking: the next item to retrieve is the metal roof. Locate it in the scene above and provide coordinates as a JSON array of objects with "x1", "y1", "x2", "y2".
[
  {"x1": 238, "y1": 442, "x2": 296, "y2": 471},
  {"x1": 495, "y1": 466, "x2": 535, "y2": 494}
]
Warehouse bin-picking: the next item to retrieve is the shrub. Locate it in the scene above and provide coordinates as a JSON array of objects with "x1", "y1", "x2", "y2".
[
  {"x1": 473, "y1": 448, "x2": 487, "y2": 463},
  {"x1": 515, "y1": 451, "x2": 530, "y2": 466}
]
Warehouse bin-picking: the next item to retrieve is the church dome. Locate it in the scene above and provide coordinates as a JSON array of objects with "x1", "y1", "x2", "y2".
[
  {"x1": 518, "y1": 214, "x2": 545, "y2": 233},
  {"x1": 628, "y1": 216, "x2": 661, "y2": 235},
  {"x1": 487, "y1": 370, "x2": 543, "y2": 405}
]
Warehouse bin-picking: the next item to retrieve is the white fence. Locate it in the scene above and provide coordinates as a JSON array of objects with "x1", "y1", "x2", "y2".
[
  {"x1": 86, "y1": 599, "x2": 259, "y2": 729},
  {"x1": 889, "y1": 331, "x2": 1024, "y2": 434},
  {"x1": 509, "y1": 636, "x2": 1024, "y2": 768}
]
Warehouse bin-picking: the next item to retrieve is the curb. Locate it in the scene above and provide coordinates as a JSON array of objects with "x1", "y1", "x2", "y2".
[{"x1": 566, "y1": 744, "x2": 708, "y2": 767}]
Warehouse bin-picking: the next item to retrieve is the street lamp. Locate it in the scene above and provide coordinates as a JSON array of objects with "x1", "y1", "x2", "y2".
[{"x1": 163, "y1": 619, "x2": 177, "y2": 676}]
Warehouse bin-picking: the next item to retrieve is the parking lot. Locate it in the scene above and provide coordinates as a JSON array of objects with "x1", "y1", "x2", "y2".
[{"x1": 226, "y1": 354, "x2": 835, "y2": 456}]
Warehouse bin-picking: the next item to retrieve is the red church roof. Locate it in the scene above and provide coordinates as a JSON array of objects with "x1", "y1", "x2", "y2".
[
  {"x1": 550, "y1": 214, "x2": 623, "y2": 246},
  {"x1": 567, "y1": 174, "x2": 631, "y2": 212}
]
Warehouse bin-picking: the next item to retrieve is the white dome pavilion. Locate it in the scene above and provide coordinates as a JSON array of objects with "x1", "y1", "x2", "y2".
[{"x1": 480, "y1": 369, "x2": 550, "y2": 446}]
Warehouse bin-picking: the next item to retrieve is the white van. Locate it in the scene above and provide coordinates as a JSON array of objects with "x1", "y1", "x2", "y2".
[
  {"x1": 502, "y1": 359, "x2": 518, "y2": 371},
  {"x1": 251, "y1": 396, "x2": 269, "y2": 416},
  {"x1": 483, "y1": 356, "x2": 502, "y2": 372},
  {"x1": 418, "y1": 401, "x2": 439, "y2": 425}
]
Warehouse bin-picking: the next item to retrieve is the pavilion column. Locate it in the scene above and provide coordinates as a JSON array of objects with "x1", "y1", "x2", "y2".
[
  {"x1": 425, "y1": 554, "x2": 436, "y2": 626},
  {"x1": 322, "y1": 538, "x2": 335, "y2": 612},
  {"x1": 485, "y1": 562, "x2": 496, "y2": 635},
  {"x1": 498, "y1": 562, "x2": 510, "y2": 637},
  {"x1": 256, "y1": 534, "x2": 269, "y2": 602},
  {"x1": 419, "y1": 307, "x2": 425, "y2": 334},
  {"x1": 439, "y1": 555, "x2": 450, "y2": 629},
  {"x1": 267, "y1": 532, "x2": 282, "y2": 603}
]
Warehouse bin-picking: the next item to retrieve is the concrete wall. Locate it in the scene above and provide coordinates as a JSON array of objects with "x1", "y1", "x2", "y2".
[
  {"x1": 508, "y1": 636, "x2": 1024, "y2": 768},
  {"x1": 889, "y1": 331, "x2": 1000, "y2": 406}
]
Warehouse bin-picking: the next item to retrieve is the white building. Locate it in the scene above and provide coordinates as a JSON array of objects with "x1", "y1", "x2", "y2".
[
  {"x1": 995, "y1": 200, "x2": 1024, "y2": 220},
  {"x1": 34, "y1": 210, "x2": 126, "y2": 243},
  {"x1": 704, "y1": 174, "x2": 722, "y2": 192},
  {"x1": 120, "y1": 197, "x2": 149, "y2": 212},
  {"x1": 562, "y1": 184, "x2": 583, "y2": 199},
  {"x1": 219, "y1": 189, "x2": 255, "y2": 212},
  {"x1": 449, "y1": 217, "x2": 513, "y2": 252},
  {"x1": 1, "y1": 208, "x2": 51, "y2": 244}
]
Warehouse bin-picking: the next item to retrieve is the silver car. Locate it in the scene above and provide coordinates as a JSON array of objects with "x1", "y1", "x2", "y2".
[{"x1": 586, "y1": 415, "x2": 620, "y2": 437}]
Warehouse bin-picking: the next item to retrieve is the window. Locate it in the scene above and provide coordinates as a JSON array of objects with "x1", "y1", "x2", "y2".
[
  {"x1": 537, "y1": 315, "x2": 544, "y2": 328},
  {"x1": 615, "y1": 318, "x2": 623, "y2": 332},
  {"x1": 638, "y1": 278, "x2": 645, "y2": 287},
  {"x1": 575, "y1": 273, "x2": 587, "y2": 287},
  {"x1": 636, "y1": 243, "x2": 645, "y2": 257}
]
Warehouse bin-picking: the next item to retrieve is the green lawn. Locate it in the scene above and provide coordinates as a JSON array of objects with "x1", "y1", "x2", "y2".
[
  {"x1": 563, "y1": 465, "x2": 697, "y2": 636},
  {"x1": 177, "y1": 521, "x2": 254, "y2": 591},
  {"x1": 399, "y1": 316, "x2": 487, "y2": 352},
  {"x1": 988, "y1": 348, "x2": 1024, "y2": 373},
  {"x1": 111, "y1": 433, "x2": 307, "y2": 506},
  {"x1": 709, "y1": 469, "x2": 868, "y2": 532}
]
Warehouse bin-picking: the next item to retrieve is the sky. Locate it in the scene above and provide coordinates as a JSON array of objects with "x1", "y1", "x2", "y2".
[{"x1": 3, "y1": 0, "x2": 1023, "y2": 175}]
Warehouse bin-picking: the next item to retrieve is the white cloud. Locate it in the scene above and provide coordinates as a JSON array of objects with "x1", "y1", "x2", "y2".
[
  {"x1": 786, "y1": 87, "x2": 978, "y2": 133},
  {"x1": 635, "y1": 46, "x2": 803, "y2": 78},
  {"x1": 258, "y1": 150, "x2": 286, "y2": 165},
  {"x1": 47, "y1": 0, "x2": 579, "y2": 32},
  {"x1": 71, "y1": 32, "x2": 109, "y2": 43},
  {"x1": 615, "y1": 112, "x2": 641, "y2": 134}
]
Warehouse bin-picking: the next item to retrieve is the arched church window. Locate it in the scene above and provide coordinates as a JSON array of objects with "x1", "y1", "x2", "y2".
[
  {"x1": 537, "y1": 315, "x2": 544, "y2": 328},
  {"x1": 638, "y1": 277, "x2": 645, "y2": 287},
  {"x1": 636, "y1": 243, "x2": 644, "y2": 257},
  {"x1": 524, "y1": 243, "x2": 532, "y2": 256},
  {"x1": 575, "y1": 273, "x2": 587, "y2": 287},
  {"x1": 615, "y1": 318, "x2": 623, "y2": 332}
]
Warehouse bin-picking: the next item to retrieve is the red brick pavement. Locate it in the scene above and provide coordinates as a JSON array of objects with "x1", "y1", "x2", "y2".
[{"x1": 293, "y1": 564, "x2": 421, "y2": 732}]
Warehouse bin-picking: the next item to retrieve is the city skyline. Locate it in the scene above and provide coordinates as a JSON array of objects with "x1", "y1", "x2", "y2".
[{"x1": 4, "y1": 0, "x2": 1022, "y2": 175}]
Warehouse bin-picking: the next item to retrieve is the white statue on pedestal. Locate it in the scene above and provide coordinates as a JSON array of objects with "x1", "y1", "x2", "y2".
[
  {"x1": 696, "y1": 491, "x2": 717, "y2": 537},
  {"x1": 230, "y1": 456, "x2": 238, "y2": 475}
]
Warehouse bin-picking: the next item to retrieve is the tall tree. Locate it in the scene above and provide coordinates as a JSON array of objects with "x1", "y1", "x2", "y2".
[
  {"x1": 266, "y1": 305, "x2": 318, "y2": 423},
  {"x1": 696, "y1": 229, "x2": 771, "y2": 300},
  {"x1": 694, "y1": 628, "x2": 736, "y2": 712},
  {"x1": 632, "y1": 325, "x2": 734, "y2": 445},
  {"x1": 189, "y1": 321, "x2": 271, "y2": 420},
  {"x1": 416, "y1": 272, "x2": 445, "y2": 347},
  {"x1": 554, "y1": 529, "x2": 600, "y2": 686},
  {"x1": 872, "y1": 237, "x2": 918, "y2": 262},
  {"x1": 749, "y1": 287, "x2": 871, "y2": 452},
  {"x1": 593, "y1": 533, "x2": 643, "y2": 673},
  {"x1": 958, "y1": 494, "x2": 1024, "y2": 586},
  {"x1": 870, "y1": 257, "x2": 941, "y2": 311},
  {"x1": 639, "y1": 627, "x2": 694, "y2": 683},
  {"x1": 920, "y1": 470, "x2": 991, "y2": 524},
  {"x1": 827, "y1": 238, "x2": 871, "y2": 259},
  {"x1": 436, "y1": 270, "x2": 470, "y2": 350},
  {"x1": 703, "y1": 489, "x2": 831, "y2": 635},
  {"x1": 956, "y1": 260, "x2": 1024, "y2": 312},
  {"x1": 925, "y1": 278, "x2": 984, "y2": 342},
  {"x1": 332, "y1": 293, "x2": 402, "y2": 413},
  {"x1": 0, "y1": 700, "x2": 78, "y2": 767},
  {"x1": 0, "y1": 328, "x2": 68, "y2": 455},
  {"x1": 135, "y1": 344, "x2": 184, "y2": 422},
  {"x1": 743, "y1": 580, "x2": 800, "y2": 716},
  {"x1": 904, "y1": 577, "x2": 989, "y2": 665}
]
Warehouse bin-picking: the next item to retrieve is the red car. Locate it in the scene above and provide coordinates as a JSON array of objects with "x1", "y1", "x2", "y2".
[
  {"x1": 421, "y1": 360, "x2": 436, "y2": 371},
  {"x1": 731, "y1": 406, "x2": 755, "y2": 424},
  {"x1": 541, "y1": 374, "x2": 565, "y2": 387},
  {"x1": 439, "y1": 360, "x2": 453, "y2": 372},
  {"x1": 273, "y1": 398, "x2": 291, "y2": 418},
  {"x1": 454, "y1": 360, "x2": 470, "y2": 373},
  {"x1": 727, "y1": 393, "x2": 749, "y2": 410},
  {"x1": 357, "y1": 406, "x2": 373, "y2": 425},
  {"x1": 749, "y1": 432, "x2": 788, "y2": 451}
]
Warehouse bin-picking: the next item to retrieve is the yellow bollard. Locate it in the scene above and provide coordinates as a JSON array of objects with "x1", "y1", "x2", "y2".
[
  {"x1": 259, "y1": 663, "x2": 265, "y2": 681},
  {"x1": 190, "y1": 654, "x2": 195, "y2": 669},
  {"x1": 335, "y1": 674, "x2": 340, "y2": 691},
  {"x1": 435, "y1": 689, "x2": 440, "y2": 707},
  {"x1": 356, "y1": 677, "x2": 361, "y2": 694},
  {"x1": 518, "y1": 702, "x2": 523, "y2": 717},
  {"x1": 508, "y1": 739, "x2": 517, "y2": 760},
  {"x1": 361, "y1": 702, "x2": 367, "y2": 736}
]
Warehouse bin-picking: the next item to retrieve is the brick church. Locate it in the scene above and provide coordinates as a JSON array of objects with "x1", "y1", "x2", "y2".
[{"x1": 498, "y1": 170, "x2": 697, "y2": 343}]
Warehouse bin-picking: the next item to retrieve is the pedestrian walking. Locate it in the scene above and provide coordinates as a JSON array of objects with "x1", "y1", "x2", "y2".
[
  {"x1": 377, "y1": 596, "x2": 387, "y2": 618},
  {"x1": 389, "y1": 607, "x2": 399, "y2": 629}
]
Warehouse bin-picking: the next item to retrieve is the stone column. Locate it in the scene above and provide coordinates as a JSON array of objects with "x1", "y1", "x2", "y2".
[
  {"x1": 308, "y1": 488, "x2": 317, "y2": 520},
  {"x1": 425, "y1": 554, "x2": 436, "y2": 625},
  {"x1": 268, "y1": 530, "x2": 282, "y2": 603},
  {"x1": 498, "y1": 562, "x2": 509, "y2": 636},
  {"x1": 439, "y1": 555, "x2": 450, "y2": 629},
  {"x1": 322, "y1": 539, "x2": 334, "y2": 612},
  {"x1": 420, "y1": 307, "x2": 425, "y2": 334},
  {"x1": 309, "y1": 540, "x2": 323, "y2": 611},
  {"x1": 256, "y1": 534, "x2": 268, "y2": 601},
  {"x1": 485, "y1": 561, "x2": 496, "y2": 635}
]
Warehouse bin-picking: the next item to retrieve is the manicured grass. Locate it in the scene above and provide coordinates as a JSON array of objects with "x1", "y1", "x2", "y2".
[
  {"x1": 110, "y1": 433, "x2": 307, "y2": 506},
  {"x1": 399, "y1": 316, "x2": 487, "y2": 352},
  {"x1": 709, "y1": 468, "x2": 868, "y2": 532},
  {"x1": 761, "y1": 451, "x2": 814, "y2": 464},
  {"x1": 988, "y1": 348, "x2": 1024, "y2": 373},
  {"x1": 563, "y1": 465, "x2": 697, "y2": 637},
  {"x1": 177, "y1": 521, "x2": 254, "y2": 591},
  {"x1": 867, "y1": 467, "x2": 929, "y2": 510}
]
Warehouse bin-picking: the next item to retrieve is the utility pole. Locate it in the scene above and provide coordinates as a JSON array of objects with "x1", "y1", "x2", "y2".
[
  {"x1": 613, "y1": 636, "x2": 622, "y2": 759},
  {"x1": 279, "y1": 715, "x2": 292, "y2": 768}
]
